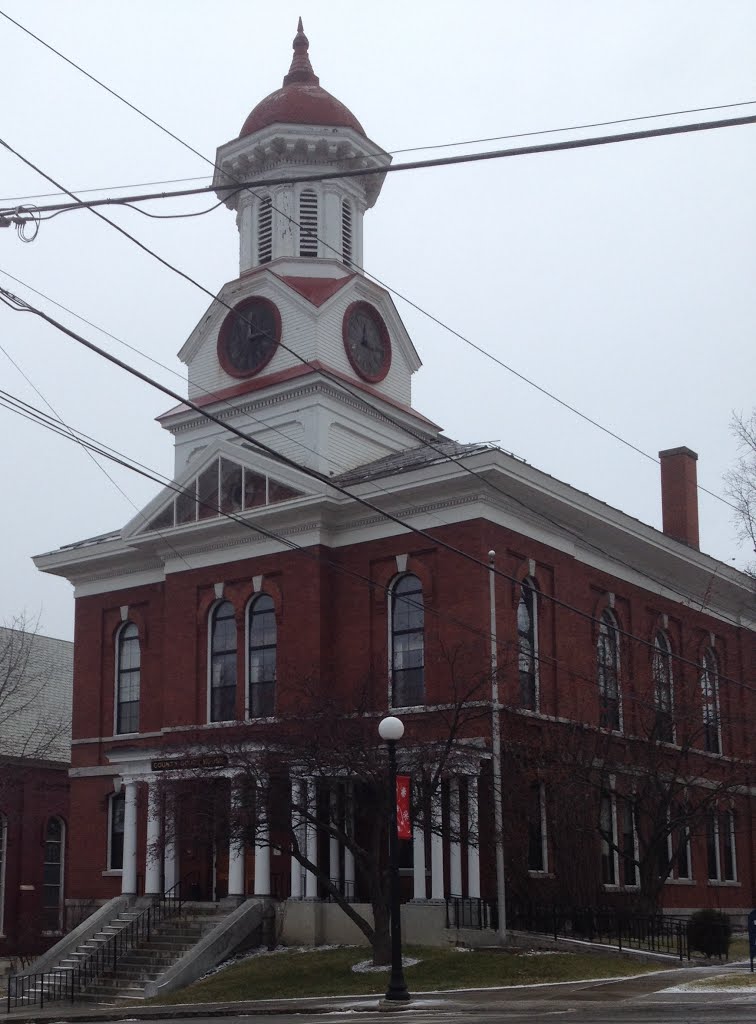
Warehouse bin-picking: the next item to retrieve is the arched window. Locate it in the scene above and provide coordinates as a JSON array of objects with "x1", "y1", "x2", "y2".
[
  {"x1": 0, "y1": 813, "x2": 6, "y2": 937},
  {"x1": 517, "y1": 578, "x2": 538, "y2": 710},
  {"x1": 341, "y1": 198, "x2": 353, "y2": 266},
  {"x1": 108, "y1": 791, "x2": 125, "y2": 871},
  {"x1": 248, "y1": 595, "x2": 276, "y2": 718},
  {"x1": 116, "y1": 622, "x2": 140, "y2": 735},
  {"x1": 299, "y1": 189, "x2": 318, "y2": 257},
  {"x1": 652, "y1": 631, "x2": 674, "y2": 742},
  {"x1": 210, "y1": 601, "x2": 237, "y2": 722},
  {"x1": 42, "y1": 817, "x2": 65, "y2": 932},
  {"x1": 597, "y1": 610, "x2": 621, "y2": 731},
  {"x1": 257, "y1": 195, "x2": 273, "y2": 264},
  {"x1": 391, "y1": 574, "x2": 424, "y2": 708},
  {"x1": 700, "y1": 647, "x2": 721, "y2": 753}
]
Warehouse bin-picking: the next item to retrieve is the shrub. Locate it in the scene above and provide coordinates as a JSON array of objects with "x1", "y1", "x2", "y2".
[{"x1": 687, "y1": 910, "x2": 731, "y2": 958}]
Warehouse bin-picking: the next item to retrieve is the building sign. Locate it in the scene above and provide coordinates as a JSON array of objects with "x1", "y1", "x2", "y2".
[
  {"x1": 150, "y1": 755, "x2": 227, "y2": 772},
  {"x1": 396, "y1": 775, "x2": 411, "y2": 840}
]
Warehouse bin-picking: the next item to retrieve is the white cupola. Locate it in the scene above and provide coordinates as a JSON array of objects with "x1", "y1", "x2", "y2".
[{"x1": 212, "y1": 20, "x2": 391, "y2": 275}]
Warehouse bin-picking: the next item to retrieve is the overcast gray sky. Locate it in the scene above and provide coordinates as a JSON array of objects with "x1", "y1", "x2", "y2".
[{"x1": 0, "y1": 1, "x2": 754, "y2": 641}]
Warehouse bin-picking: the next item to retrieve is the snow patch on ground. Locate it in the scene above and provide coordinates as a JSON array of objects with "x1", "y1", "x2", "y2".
[
  {"x1": 200, "y1": 943, "x2": 356, "y2": 979},
  {"x1": 351, "y1": 956, "x2": 420, "y2": 973}
]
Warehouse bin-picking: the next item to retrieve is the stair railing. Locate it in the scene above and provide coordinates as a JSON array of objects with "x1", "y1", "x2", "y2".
[{"x1": 6, "y1": 870, "x2": 201, "y2": 1012}]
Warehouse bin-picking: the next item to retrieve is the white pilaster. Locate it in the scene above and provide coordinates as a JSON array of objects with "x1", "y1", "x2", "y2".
[
  {"x1": 254, "y1": 779, "x2": 270, "y2": 896},
  {"x1": 228, "y1": 779, "x2": 245, "y2": 898},
  {"x1": 412, "y1": 820, "x2": 426, "y2": 900},
  {"x1": 467, "y1": 776, "x2": 481, "y2": 899},
  {"x1": 290, "y1": 778, "x2": 303, "y2": 899},
  {"x1": 305, "y1": 777, "x2": 318, "y2": 899},
  {"x1": 144, "y1": 781, "x2": 162, "y2": 895},
  {"x1": 121, "y1": 781, "x2": 138, "y2": 895},
  {"x1": 430, "y1": 787, "x2": 444, "y2": 901}
]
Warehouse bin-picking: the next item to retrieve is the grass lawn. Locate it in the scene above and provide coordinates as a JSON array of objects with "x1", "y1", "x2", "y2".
[
  {"x1": 688, "y1": 974, "x2": 756, "y2": 989},
  {"x1": 152, "y1": 945, "x2": 665, "y2": 1003}
]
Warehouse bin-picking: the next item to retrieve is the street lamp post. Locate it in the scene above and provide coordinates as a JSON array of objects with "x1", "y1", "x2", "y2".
[{"x1": 378, "y1": 715, "x2": 410, "y2": 1003}]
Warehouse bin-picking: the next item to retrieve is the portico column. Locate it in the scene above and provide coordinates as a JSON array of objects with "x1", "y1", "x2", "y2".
[
  {"x1": 412, "y1": 781, "x2": 426, "y2": 900},
  {"x1": 163, "y1": 791, "x2": 177, "y2": 894},
  {"x1": 121, "y1": 780, "x2": 138, "y2": 895},
  {"x1": 467, "y1": 776, "x2": 481, "y2": 899},
  {"x1": 305, "y1": 777, "x2": 318, "y2": 899},
  {"x1": 290, "y1": 778, "x2": 303, "y2": 899},
  {"x1": 228, "y1": 778, "x2": 245, "y2": 898},
  {"x1": 254, "y1": 778, "x2": 270, "y2": 896},
  {"x1": 144, "y1": 780, "x2": 162, "y2": 895},
  {"x1": 430, "y1": 785, "x2": 444, "y2": 900},
  {"x1": 449, "y1": 777, "x2": 462, "y2": 896},
  {"x1": 329, "y1": 786, "x2": 340, "y2": 893},
  {"x1": 343, "y1": 782, "x2": 355, "y2": 900}
]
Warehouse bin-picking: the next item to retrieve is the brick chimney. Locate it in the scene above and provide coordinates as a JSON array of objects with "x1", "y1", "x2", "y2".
[{"x1": 658, "y1": 447, "x2": 700, "y2": 550}]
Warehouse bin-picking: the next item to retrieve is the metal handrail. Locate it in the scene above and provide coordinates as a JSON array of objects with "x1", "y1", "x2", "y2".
[{"x1": 6, "y1": 870, "x2": 199, "y2": 1012}]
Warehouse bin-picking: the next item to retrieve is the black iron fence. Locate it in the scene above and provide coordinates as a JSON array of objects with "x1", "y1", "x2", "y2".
[
  {"x1": 507, "y1": 903, "x2": 691, "y2": 960},
  {"x1": 6, "y1": 872, "x2": 196, "y2": 1013},
  {"x1": 446, "y1": 896, "x2": 499, "y2": 931}
]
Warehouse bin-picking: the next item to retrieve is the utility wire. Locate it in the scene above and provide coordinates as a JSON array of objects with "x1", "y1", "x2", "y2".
[
  {"x1": 1, "y1": 285, "x2": 752, "y2": 694},
  {"x1": 5, "y1": 110, "x2": 756, "y2": 219},
  {"x1": 2, "y1": 379, "x2": 753, "y2": 711}
]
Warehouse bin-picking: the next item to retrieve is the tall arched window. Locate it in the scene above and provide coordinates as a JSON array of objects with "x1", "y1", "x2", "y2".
[
  {"x1": 257, "y1": 195, "x2": 273, "y2": 264},
  {"x1": 652, "y1": 631, "x2": 674, "y2": 742},
  {"x1": 597, "y1": 610, "x2": 621, "y2": 731},
  {"x1": 248, "y1": 595, "x2": 276, "y2": 718},
  {"x1": 42, "y1": 817, "x2": 65, "y2": 932},
  {"x1": 116, "y1": 622, "x2": 140, "y2": 735},
  {"x1": 210, "y1": 601, "x2": 237, "y2": 722},
  {"x1": 700, "y1": 647, "x2": 721, "y2": 753},
  {"x1": 0, "y1": 813, "x2": 6, "y2": 937},
  {"x1": 299, "y1": 189, "x2": 318, "y2": 256},
  {"x1": 517, "y1": 578, "x2": 538, "y2": 710},
  {"x1": 341, "y1": 198, "x2": 353, "y2": 266},
  {"x1": 391, "y1": 574, "x2": 424, "y2": 708}
]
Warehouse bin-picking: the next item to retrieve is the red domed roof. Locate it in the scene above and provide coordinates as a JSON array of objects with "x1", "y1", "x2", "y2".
[{"x1": 240, "y1": 19, "x2": 365, "y2": 138}]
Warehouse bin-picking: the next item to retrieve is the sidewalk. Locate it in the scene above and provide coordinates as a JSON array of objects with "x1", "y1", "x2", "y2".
[{"x1": 5, "y1": 964, "x2": 749, "y2": 1021}]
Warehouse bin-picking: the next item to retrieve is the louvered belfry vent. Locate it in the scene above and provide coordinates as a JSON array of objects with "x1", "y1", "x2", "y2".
[
  {"x1": 341, "y1": 199, "x2": 353, "y2": 266},
  {"x1": 258, "y1": 195, "x2": 273, "y2": 264},
  {"x1": 299, "y1": 189, "x2": 319, "y2": 256}
]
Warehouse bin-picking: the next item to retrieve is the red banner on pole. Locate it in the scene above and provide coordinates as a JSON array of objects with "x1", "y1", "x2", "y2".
[{"x1": 396, "y1": 775, "x2": 412, "y2": 839}]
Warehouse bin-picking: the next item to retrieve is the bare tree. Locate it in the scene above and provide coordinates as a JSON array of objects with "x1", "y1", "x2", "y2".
[
  {"x1": 724, "y1": 409, "x2": 756, "y2": 575},
  {"x1": 156, "y1": 658, "x2": 489, "y2": 965}
]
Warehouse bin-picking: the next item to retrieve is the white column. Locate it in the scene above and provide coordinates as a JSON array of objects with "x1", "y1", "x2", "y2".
[
  {"x1": 228, "y1": 778, "x2": 245, "y2": 898},
  {"x1": 121, "y1": 780, "x2": 138, "y2": 895},
  {"x1": 467, "y1": 776, "x2": 481, "y2": 898},
  {"x1": 305, "y1": 777, "x2": 318, "y2": 899},
  {"x1": 328, "y1": 786, "x2": 340, "y2": 893},
  {"x1": 430, "y1": 786, "x2": 444, "y2": 900},
  {"x1": 412, "y1": 783, "x2": 426, "y2": 900},
  {"x1": 163, "y1": 792, "x2": 177, "y2": 893},
  {"x1": 449, "y1": 777, "x2": 462, "y2": 896},
  {"x1": 290, "y1": 779, "x2": 303, "y2": 899},
  {"x1": 343, "y1": 782, "x2": 355, "y2": 901},
  {"x1": 254, "y1": 779, "x2": 270, "y2": 896},
  {"x1": 144, "y1": 781, "x2": 162, "y2": 895}
]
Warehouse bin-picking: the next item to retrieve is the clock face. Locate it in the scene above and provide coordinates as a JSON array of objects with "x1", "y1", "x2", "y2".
[
  {"x1": 343, "y1": 302, "x2": 391, "y2": 383},
  {"x1": 217, "y1": 297, "x2": 281, "y2": 378}
]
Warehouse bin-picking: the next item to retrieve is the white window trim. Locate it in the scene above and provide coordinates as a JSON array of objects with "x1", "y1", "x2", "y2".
[
  {"x1": 653, "y1": 631, "x2": 676, "y2": 744},
  {"x1": 387, "y1": 573, "x2": 424, "y2": 711},
  {"x1": 701, "y1": 648, "x2": 723, "y2": 754},
  {"x1": 207, "y1": 600, "x2": 238, "y2": 725},
  {"x1": 600, "y1": 793, "x2": 619, "y2": 887},
  {"x1": 598, "y1": 610, "x2": 623, "y2": 734},
  {"x1": 518, "y1": 577, "x2": 540, "y2": 713},
  {"x1": 244, "y1": 592, "x2": 276, "y2": 721},
  {"x1": 43, "y1": 817, "x2": 65, "y2": 933},
  {"x1": 0, "y1": 813, "x2": 6, "y2": 937}
]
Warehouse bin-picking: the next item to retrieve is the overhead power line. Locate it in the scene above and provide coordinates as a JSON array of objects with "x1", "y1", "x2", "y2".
[
  {"x1": 4, "y1": 111, "x2": 756, "y2": 220},
  {"x1": 1, "y1": 284, "x2": 752, "y2": 694}
]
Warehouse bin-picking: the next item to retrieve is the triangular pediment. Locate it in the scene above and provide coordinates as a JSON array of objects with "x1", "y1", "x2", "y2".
[{"x1": 126, "y1": 442, "x2": 313, "y2": 539}]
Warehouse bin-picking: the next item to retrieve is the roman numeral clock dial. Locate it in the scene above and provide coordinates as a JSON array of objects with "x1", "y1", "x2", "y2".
[
  {"x1": 343, "y1": 301, "x2": 391, "y2": 383},
  {"x1": 217, "y1": 296, "x2": 281, "y2": 378}
]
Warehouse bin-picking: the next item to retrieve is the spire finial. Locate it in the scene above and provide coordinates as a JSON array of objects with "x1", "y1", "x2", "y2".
[{"x1": 283, "y1": 17, "x2": 319, "y2": 86}]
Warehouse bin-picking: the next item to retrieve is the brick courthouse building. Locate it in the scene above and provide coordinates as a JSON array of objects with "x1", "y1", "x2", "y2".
[{"x1": 36, "y1": 23, "x2": 755, "y2": 937}]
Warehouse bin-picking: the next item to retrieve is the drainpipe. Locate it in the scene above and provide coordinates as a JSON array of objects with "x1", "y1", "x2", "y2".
[{"x1": 488, "y1": 549, "x2": 507, "y2": 941}]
